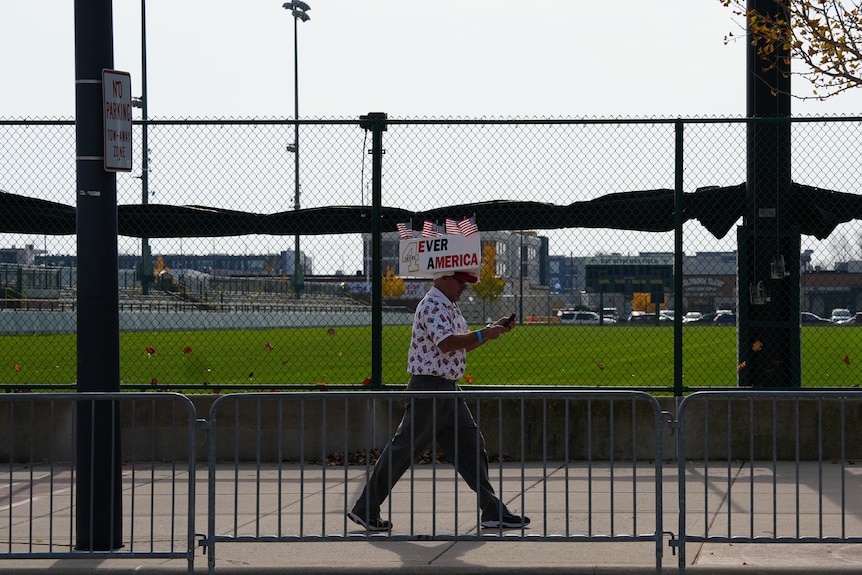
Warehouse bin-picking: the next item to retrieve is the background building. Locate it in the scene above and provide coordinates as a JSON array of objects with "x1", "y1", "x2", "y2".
[{"x1": 3, "y1": 243, "x2": 860, "y2": 319}]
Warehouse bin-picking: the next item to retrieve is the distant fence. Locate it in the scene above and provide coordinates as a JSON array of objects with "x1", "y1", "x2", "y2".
[{"x1": 4, "y1": 116, "x2": 862, "y2": 390}]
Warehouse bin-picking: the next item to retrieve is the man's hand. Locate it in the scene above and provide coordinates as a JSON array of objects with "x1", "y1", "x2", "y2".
[
  {"x1": 483, "y1": 315, "x2": 516, "y2": 340},
  {"x1": 445, "y1": 315, "x2": 517, "y2": 353}
]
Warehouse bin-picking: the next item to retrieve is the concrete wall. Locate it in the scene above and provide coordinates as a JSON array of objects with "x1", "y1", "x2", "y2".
[
  {"x1": 0, "y1": 309, "x2": 412, "y2": 335},
  {"x1": 3, "y1": 394, "x2": 860, "y2": 463}
]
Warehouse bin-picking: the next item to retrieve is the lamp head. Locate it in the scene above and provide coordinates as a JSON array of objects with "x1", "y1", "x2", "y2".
[{"x1": 282, "y1": 1, "x2": 311, "y2": 12}]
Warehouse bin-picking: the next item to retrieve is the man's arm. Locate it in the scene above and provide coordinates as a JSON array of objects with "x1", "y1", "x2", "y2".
[{"x1": 437, "y1": 317, "x2": 514, "y2": 353}]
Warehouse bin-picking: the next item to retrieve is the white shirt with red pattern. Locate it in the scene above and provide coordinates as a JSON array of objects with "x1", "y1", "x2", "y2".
[{"x1": 407, "y1": 286, "x2": 468, "y2": 380}]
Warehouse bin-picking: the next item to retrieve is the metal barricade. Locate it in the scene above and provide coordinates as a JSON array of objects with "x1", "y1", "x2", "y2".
[
  {"x1": 204, "y1": 390, "x2": 667, "y2": 574},
  {"x1": 0, "y1": 392, "x2": 199, "y2": 574},
  {"x1": 675, "y1": 390, "x2": 862, "y2": 573}
]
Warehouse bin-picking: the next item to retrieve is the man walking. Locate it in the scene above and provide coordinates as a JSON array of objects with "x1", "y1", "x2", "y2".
[{"x1": 348, "y1": 270, "x2": 530, "y2": 532}]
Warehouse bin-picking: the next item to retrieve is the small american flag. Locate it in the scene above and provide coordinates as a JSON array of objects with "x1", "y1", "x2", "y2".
[
  {"x1": 422, "y1": 220, "x2": 443, "y2": 237},
  {"x1": 458, "y1": 216, "x2": 479, "y2": 236},
  {"x1": 445, "y1": 218, "x2": 462, "y2": 235},
  {"x1": 396, "y1": 221, "x2": 413, "y2": 239}
]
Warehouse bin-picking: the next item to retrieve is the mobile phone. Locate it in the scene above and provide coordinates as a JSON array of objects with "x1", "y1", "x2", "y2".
[{"x1": 502, "y1": 313, "x2": 516, "y2": 327}]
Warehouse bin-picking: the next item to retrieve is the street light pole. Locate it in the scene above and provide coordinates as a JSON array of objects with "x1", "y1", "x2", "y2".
[
  {"x1": 283, "y1": 1, "x2": 310, "y2": 299},
  {"x1": 132, "y1": 0, "x2": 152, "y2": 295},
  {"x1": 139, "y1": 0, "x2": 151, "y2": 295}
]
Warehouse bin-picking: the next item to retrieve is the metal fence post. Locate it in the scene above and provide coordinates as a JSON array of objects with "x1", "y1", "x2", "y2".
[{"x1": 360, "y1": 113, "x2": 388, "y2": 388}]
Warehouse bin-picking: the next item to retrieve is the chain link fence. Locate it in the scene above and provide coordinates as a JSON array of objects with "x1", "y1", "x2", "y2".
[{"x1": 1, "y1": 116, "x2": 860, "y2": 391}]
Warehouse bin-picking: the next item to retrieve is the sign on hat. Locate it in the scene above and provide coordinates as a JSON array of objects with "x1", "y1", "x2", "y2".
[{"x1": 399, "y1": 233, "x2": 481, "y2": 280}]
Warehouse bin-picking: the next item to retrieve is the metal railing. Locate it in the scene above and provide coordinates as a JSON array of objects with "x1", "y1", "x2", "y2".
[
  {"x1": 203, "y1": 390, "x2": 667, "y2": 573},
  {"x1": 675, "y1": 390, "x2": 862, "y2": 573},
  {"x1": 4, "y1": 390, "x2": 862, "y2": 574},
  {"x1": 0, "y1": 393, "x2": 199, "y2": 574}
]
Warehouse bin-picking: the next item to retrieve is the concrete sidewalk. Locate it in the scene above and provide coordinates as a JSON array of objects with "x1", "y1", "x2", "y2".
[{"x1": 3, "y1": 461, "x2": 862, "y2": 574}]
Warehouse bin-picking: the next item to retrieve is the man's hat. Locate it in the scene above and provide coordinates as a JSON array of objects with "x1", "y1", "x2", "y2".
[{"x1": 452, "y1": 271, "x2": 478, "y2": 283}]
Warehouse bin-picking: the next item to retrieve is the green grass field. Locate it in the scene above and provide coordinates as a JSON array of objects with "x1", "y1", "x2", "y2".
[{"x1": 2, "y1": 325, "x2": 859, "y2": 390}]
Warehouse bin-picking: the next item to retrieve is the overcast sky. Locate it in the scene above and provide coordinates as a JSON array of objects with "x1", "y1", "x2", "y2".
[
  {"x1": 3, "y1": 0, "x2": 861, "y2": 119},
  {"x1": 3, "y1": 1, "x2": 861, "y2": 273}
]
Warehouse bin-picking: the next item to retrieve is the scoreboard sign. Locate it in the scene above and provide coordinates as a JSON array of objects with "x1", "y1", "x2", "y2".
[{"x1": 585, "y1": 255, "x2": 673, "y2": 295}]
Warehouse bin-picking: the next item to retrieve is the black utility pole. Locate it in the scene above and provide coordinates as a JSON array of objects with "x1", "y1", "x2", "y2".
[
  {"x1": 738, "y1": 0, "x2": 800, "y2": 387},
  {"x1": 74, "y1": 0, "x2": 123, "y2": 549}
]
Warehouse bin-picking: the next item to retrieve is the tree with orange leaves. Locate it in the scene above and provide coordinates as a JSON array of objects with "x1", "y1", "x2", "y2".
[
  {"x1": 472, "y1": 244, "x2": 505, "y2": 304},
  {"x1": 382, "y1": 265, "x2": 406, "y2": 298}
]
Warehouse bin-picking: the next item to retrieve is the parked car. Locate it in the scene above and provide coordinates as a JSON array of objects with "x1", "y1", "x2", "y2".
[
  {"x1": 557, "y1": 310, "x2": 615, "y2": 325},
  {"x1": 801, "y1": 312, "x2": 831, "y2": 325},
  {"x1": 713, "y1": 312, "x2": 736, "y2": 325},
  {"x1": 831, "y1": 308, "x2": 853, "y2": 323},
  {"x1": 682, "y1": 312, "x2": 703, "y2": 323},
  {"x1": 684, "y1": 312, "x2": 717, "y2": 325},
  {"x1": 627, "y1": 311, "x2": 670, "y2": 324}
]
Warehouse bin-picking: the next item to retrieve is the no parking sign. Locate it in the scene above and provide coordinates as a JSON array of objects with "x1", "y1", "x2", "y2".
[{"x1": 102, "y1": 69, "x2": 132, "y2": 172}]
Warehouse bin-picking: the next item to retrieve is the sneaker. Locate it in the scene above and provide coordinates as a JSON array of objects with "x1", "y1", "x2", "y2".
[
  {"x1": 347, "y1": 510, "x2": 391, "y2": 532},
  {"x1": 481, "y1": 510, "x2": 531, "y2": 529}
]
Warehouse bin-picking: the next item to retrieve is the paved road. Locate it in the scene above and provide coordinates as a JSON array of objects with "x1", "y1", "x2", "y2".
[{"x1": 3, "y1": 461, "x2": 862, "y2": 574}]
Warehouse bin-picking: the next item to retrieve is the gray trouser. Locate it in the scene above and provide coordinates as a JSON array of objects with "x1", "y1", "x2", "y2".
[{"x1": 352, "y1": 374, "x2": 504, "y2": 518}]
